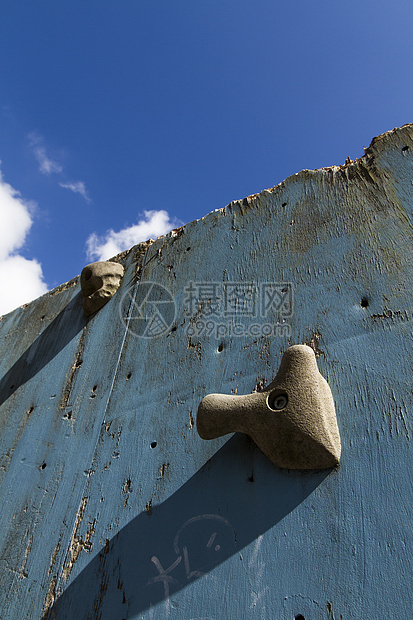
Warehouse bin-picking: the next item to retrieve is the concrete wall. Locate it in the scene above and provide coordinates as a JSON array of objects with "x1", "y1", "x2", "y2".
[{"x1": 0, "y1": 125, "x2": 412, "y2": 619}]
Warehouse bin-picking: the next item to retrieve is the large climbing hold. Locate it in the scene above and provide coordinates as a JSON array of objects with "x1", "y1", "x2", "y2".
[{"x1": 197, "y1": 344, "x2": 341, "y2": 470}]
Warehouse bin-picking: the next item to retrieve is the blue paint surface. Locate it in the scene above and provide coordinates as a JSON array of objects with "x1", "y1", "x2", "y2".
[{"x1": 0, "y1": 126, "x2": 412, "y2": 619}]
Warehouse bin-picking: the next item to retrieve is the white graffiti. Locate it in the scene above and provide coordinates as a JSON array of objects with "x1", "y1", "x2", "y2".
[
  {"x1": 248, "y1": 535, "x2": 269, "y2": 611},
  {"x1": 147, "y1": 514, "x2": 234, "y2": 600}
]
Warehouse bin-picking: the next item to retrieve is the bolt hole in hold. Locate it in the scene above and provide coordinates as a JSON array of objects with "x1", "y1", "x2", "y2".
[
  {"x1": 126, "y1": 372, "x2": 132, "y2": 380},
  {"x1": 267, "y1": 392, "x2": 288, "y2": 411},
  {"x1": 402, "y1": 145, "x2": 409, "y2": 152},
  {"x1": 217, "y1": 343, "x2": 224, "y2": 353},
  {"x1": 150, "y1": 441, "x2": 157, "y2": 449},
  {"x1": 40, "y1": 463, "x2": 47, "y2": 470},
  {"x1": 360, "y1": 297, "x2": 369, "y2": 308},
  {"x1": 295, "y1": 615, "x2": 305, "y2": 620}
]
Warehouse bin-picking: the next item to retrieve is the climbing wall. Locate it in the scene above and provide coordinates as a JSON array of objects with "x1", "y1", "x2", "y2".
[{"x1": 0, "y1": 125, "x2": 412, "y2": 619}]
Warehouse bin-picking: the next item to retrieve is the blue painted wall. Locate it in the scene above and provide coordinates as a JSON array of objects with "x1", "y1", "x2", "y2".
[{"x1": 0, "y1": 125, "x2": 412, "y2": 619}]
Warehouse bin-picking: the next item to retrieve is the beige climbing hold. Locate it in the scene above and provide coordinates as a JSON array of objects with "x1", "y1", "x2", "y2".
[
  {"x1": 80, "y1": 261, "x2": 124, "y2": 316},
  {"x1": 197, "y1": 344, "x2": 341, "y2": 470}
]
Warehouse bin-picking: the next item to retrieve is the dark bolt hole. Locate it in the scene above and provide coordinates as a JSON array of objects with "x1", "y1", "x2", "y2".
[
  {"x1": 268, "y1": 392, "x2": 288, "y2": 411},
  {"x1": 295, "y1": 615, "x2": 306, "y2": 620},
  {"x1": 92, "y1": 385, "x2": 97, "y2": 392},
  {"x1": 217, "y1": 343, "x2": 224, "y2": 352},
  {"x1": 186, "y1": 247, "x2": 191, "y2": 251},
  {"x1": 126, "y1": 372, "x2": 132, "y2": 380},
  {"x1": 402, "y1": 145, "x2": 409, "y2": 152},
  {"x1": 10, "y1": 385, "x2": 14, "y2": 390},
  {"x1": 170, "y1": 325, "x2": 177, "y2": 333},
  {"x1": 40, "y1": 463, "x2": 47, "y2": 470},
  {"x1": 361, "y1": 297, "x2": 369, "y2": 308},
  {"x1": 27, "y1": 406, "x2": 34, "y2": 415},
  {"x1": 150, "y1": 441, "x2": 157, "y2": 449},
  {"x1": 282, "y1": 202, "x2": 287, "y2": 207}
]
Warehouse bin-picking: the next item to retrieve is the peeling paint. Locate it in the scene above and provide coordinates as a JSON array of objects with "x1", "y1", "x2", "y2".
[
  {"x1": 42, "y1": 575, "x2": 57, "y2": 617},
  {"x1": 48, "y1": 540, "x2": 61, "y2": 576},
  {"x1": 60, "y1": 330, "x2": 87, "y2": 409},
  {"x1": 62, "y1": 497, "x2": 95, "y2": 581},
  {"x1": 306, "y1": 332, "x2": 324, "y2": 358}
]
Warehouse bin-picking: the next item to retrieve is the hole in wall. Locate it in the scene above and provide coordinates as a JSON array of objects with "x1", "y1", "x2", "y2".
[
  {"x1": 402, "y1": 145, "x2": 409, "y2": 152},
  {"x1": 360, "y1": 297, "x2": 369, "y2": 308},
  {"x1": 217, "y1": 343, "x2": 224, "y2": 353},
  {"x1": 126, "y1": 372, "x2": 132, "y2": 380},
  {"x1": 150, "y1": 441, "x2": 157, "y2": 449},
  {"x1": 295, "y1": 615, "x2": 305, "y2": 620},
  {"x1": 40, "y1": 462, "x2": 47, "y2": 470}
]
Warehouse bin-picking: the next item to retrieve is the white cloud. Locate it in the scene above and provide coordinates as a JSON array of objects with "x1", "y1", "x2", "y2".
[
  {"x1": 86, "y1": 210, "x2": 181, "y2": 261},
  {"x1": 59, "y1": 180, "x2": 91, "y2": 203},
  {"x1": 28, "y1": 132, "x2": 63, "y2": 175},
  {"x1": 0, "y1": 170, "x2": 48, "y2": 316}
]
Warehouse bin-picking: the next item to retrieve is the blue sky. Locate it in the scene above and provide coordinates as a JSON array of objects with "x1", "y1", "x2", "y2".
[{"x1": 0, "y1": 1, "x2": 412, "y2": 314}]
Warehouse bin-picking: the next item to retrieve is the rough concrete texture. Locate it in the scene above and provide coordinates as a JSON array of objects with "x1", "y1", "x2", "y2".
[
  {"x1": 0, "y1": 125, "x2": 412, "y2": 620},
  {"x1": 80, "y1": 261, "x2": 124, "y2": 316},
  {"x1": 197, "y1": 344, "x2": 341, "y2": 469}
]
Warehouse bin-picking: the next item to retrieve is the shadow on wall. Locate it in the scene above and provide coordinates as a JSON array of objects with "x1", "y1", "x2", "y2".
[
  {"x1": 0, "y1": 293, "x2": 85, "y2": 407},
  {"x1": 45, "y1": 434, "x2": 331, "y2": 619}
]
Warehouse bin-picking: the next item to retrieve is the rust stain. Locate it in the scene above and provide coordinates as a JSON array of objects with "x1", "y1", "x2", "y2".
[
  {"x1": 145, "y1": 499, "x2": 152, "y2": 515},
  {"x1": 189, "y1": 411, "x2": 194, "y2": 430},
  {"x1": 62, "y1": 497, "x2": 96, "y2": 581}
]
